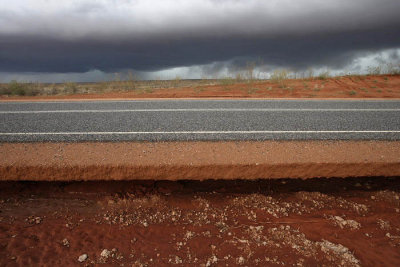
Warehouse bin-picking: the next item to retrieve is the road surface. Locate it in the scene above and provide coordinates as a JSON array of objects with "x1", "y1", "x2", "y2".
[{"x1": 0, "y1": 99, "x2": 399, "y2": 142}]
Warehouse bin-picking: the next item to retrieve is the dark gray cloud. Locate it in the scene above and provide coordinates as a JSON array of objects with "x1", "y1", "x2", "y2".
[{"x1": 1, "y1": 0, "x2": 400, "y2": 80}]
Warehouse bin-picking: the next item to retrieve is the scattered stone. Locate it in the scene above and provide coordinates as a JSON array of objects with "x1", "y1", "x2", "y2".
[
  {"x1": 100, "y1": 249, "x2": 111, "y2": 258},
  {"x1": 78, "y1": 254, "x2": 88, "y2": 262},
  {"x1": 206, "y1": 255, "x2": 218, "y2": 266},
  {"x1": 319, "y1": 240, "x2": 360, "y2": 266},
  {"x1": 100, "y1": 248, "x2": 123, "y2": 262},
  {"x1": 378, "y1": 219, "x2": 391, "y2": 230},
  {"x1": 26, "y1": 215, "x2": 42, "y2": 225},
  {"x1": 184, "y1": 231, "x2": 194, "y2": 240},
  {"x1": 236, "y1": 256, "x2": 245, "y2": 265},
  {"x1": 133, "y1": 260, "x2": 145, "y2": 267},
  {"x1": 171, "y1": 255, "x2": 182, "y2": 264},
  {"x1": 386, "y1": 233, "x2": 400, "y2": 239},
  {"x1": 62, "y1": 238, "x2": 70, "y2": 247},
  {"x1": 331, "y1": 216, "x2": 361, "y2": 230}
]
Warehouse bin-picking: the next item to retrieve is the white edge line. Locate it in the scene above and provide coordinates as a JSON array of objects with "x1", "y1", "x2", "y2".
[
  {"x1": 0, "y1": 131, "x2": 400, "y2": 135},
  {"x1": 1, "y1": 108, "x2": 400, "y2": 114},
  {"x1": 1, "y1": 99, "x2": 400, "y2": 104}
]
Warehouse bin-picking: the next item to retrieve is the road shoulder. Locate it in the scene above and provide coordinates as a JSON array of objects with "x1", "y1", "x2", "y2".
[{"x1": 1, "y1": 140, "x2": 400, "y2": 181}]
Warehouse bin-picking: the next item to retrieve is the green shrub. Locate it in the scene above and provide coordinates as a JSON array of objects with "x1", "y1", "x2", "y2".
[
  {"x1": 2, "y1": 80, "x2": 40, "y2": 96},
  {"x1": 9, "y1": 80, "x2": 27, "y2": 95},
  {"x1": 349, "y1": 90, "x2": 357, "y2": 95},
  {"x1": 318, "y1": 71, "x2": 330, "y2": 80}
]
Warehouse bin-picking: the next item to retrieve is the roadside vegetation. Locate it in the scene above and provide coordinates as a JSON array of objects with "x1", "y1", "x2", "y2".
[
  {"x1": 0, "y1": 64, "x2": 399, "y2": 97},
  {"x1": 0, "y1": 80, "x2": 41, "y2": 96}
]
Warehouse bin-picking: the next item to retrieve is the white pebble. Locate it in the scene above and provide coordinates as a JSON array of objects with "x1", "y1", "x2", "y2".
[{"x1": 78, "y1": 254, "x2": 88, "y2": 262}]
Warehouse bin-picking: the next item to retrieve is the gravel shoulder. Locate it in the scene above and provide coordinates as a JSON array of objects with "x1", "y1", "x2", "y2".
[{"x1": 1, "y1": 141, "x2": 400, "y2": 181}]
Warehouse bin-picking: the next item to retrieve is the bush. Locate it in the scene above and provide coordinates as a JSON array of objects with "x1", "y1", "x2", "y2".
[
  {"x1": 9, "y1": 80, "x2": 27, "y2": 95},
  {"x1": 2, "y1": 80, "x2": 40, "y2": 96},
  {"x1": 386, "y1": 64, "x2": 400, "y2": 75},
  {"x1": 270, "y1": 69, "x2": 289, "y2": 86},
  {"x1": 349, "y1": 90, "x2": 357, "y2": 95},
  {"x1": 318, "y1": 71, "x2": 330, "y2": 80},
  {"x1": 367, "y1": 66, "x2": 382, "y2": 75},
  {"x1": 64, "y1": 82, "x2": 78, "y2": 94}
]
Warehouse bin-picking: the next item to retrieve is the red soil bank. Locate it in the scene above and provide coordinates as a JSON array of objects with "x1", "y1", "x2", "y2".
[
  {"x1": 1, "y1": 141, "x2": 400, "y2": 181},
  {"x1": 1, "y1": 178, "x2": 400, "y2": 266}
]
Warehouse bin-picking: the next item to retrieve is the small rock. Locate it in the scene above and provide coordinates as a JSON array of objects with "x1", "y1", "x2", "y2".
[
  {"x1": 237, "y1": 256, "x2": 245, "y2": 265},
  {"x1": 100, "y1": 249, "x2": 111, "y2": 258},
  {"x1": 78, "y1": 254, "x2": 88, "y2": 262},
  {"x1": 174, "y1": 256, "x2": 182, "y2": 264},
  {"x1": 62, "y1": 238, "x2": 70, "y2": 247}
]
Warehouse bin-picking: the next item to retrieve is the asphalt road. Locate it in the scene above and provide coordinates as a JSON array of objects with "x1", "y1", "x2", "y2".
[{"x1": 0, "y1": 99, "x2": 399, "y2": 142}]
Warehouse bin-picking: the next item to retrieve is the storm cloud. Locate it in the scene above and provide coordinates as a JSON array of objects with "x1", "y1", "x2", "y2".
[{"x1": 1, "y1": 0, "x2": 400, "y2": 81}]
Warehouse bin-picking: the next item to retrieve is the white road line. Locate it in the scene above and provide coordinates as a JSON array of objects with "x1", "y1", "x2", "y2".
[
  {"x1": 0, "y1": 131, "x2": 400, "y2": 136},
  {"x1": 1, "y1": 108, "x2": 400, "y2": 114},
  {"x1": 1, "y1": 99, "x2": 400, "y2": 104}
]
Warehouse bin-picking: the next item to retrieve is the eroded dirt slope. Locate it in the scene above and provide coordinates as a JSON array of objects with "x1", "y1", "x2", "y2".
[{"x1": 1, "y1": 178, "x2": 400, "y2": 266}]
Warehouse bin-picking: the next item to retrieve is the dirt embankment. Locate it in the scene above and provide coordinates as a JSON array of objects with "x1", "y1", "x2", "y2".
[
  {"x1": 1, "y1": 141, "x2": 400, "y2": 181},
  {"x1": 1, "y1": 178, "x2": 400, "y2": 266},
  {"x1": 1, "y1": 74, "x2": 400, "y2": 100}
]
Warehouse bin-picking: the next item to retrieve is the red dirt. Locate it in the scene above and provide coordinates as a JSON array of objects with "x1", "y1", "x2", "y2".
[
  {"x1": 1, "y1": 141, "x2": 400, "y2": 181},
  {"x1": 1, "y1": 178, "x2": 400, "y2": 266},
  {"x1": 1, "y1": 75, "x2": 400, "y2": 100}
]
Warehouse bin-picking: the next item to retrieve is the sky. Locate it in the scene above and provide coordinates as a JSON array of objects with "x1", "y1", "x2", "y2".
[{"x1": 1, "y1": 0, "x2": 400, "y2": 82}]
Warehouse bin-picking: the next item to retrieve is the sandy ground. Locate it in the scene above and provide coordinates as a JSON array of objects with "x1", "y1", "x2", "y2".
[
  {"x1": 1, "y1": 141, "x2": 400, "y2": 181},
  {"x1": 1, "y1": 75, "x2": 400, "y2": 100},
  {"x1": 1, "y1": 177, "x2": 400, "y2": 266}
]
